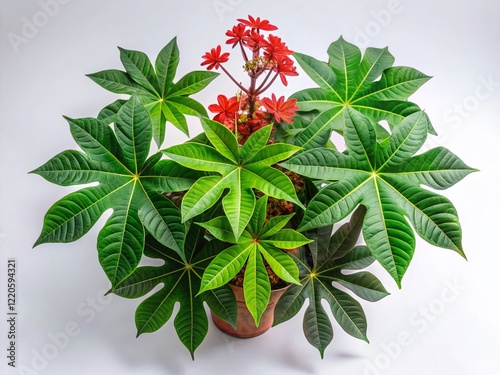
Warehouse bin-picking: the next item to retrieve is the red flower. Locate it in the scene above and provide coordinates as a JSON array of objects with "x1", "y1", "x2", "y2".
[
  {"x1": 237, "y1": 15, "x2": 277, "y2": 31},
  {"x1": 226, "y1": 23, "x2": 250, "y2": 48},
  {"x1": 208, "y1": 95, "x2": 239, "y2": 123},
  {"x1": 262, "y1": 94, "x2": 299, "y2": 124},
  {"x1": 201, "y1": 45, "x2": 230, "y2": 70},
  {"x1": 241, "y1": 30, "x2": 265, "y2": 50},
  {"x1": 273, "y1": 56, "x2": 298, "y2": 86},
  {"x1": 262, "y1": 34, "x2": 294, "y2": 61}
]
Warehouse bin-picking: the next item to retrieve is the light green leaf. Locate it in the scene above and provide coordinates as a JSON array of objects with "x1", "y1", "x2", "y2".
[
  {"x1": 243, "y1": 247, "x2": 271, "y2": 326},
  {"x1": 164, "y1": 119, "x2": 303, "y2": 239},
  {"x1": 199, "y1": 243, "x2": 253, "y2": 293}
]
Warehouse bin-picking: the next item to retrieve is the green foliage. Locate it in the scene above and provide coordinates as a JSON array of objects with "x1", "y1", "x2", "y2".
[
  {"x1": 287, "y1": 37, "x2": 434, "y2": 150},
  {"x1": 113, "y1": 224, "x2": 237, "y2": 359},
  {"x1": 32, "y1": 96, "x2": 199, "y2": 287},
  {"x1": 87, "y1": 38, "x2": 218, "y2": 147},
  {"x1": 274, "y1": 206, "x2": 389, "y2": 357},
  {"x1": 198, "y1": 195, "x2": 312, "y2": 325},
  {"x1": 163, "y1": 117, "x2": 305, "y2": 240},
  {"x1": 33, "y1": 33, "x2": 475, "y2": 358},
  {"x1": 281, "y1": 108, "x2": 477, "y2": 286}
]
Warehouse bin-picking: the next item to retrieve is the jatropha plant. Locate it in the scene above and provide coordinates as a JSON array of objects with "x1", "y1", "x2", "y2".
[{"x1": 32, "y1": 15, "x2": 476, "y2": 358}]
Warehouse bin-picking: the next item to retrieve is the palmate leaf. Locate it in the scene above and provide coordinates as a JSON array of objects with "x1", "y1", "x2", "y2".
[
  {"x1": 274, "y1": 206, "x2": 389, "y2": 357},
  {"x1": 87, "y1": 37, "x2": 218, "y2": 147},
  {"x1": 197, "y1": 196, "x2": 311, "y2": 326},
  {"x1": 280, "y1": 108, "x2": 477, "y2": 287},
  {"x1": 32, "y1": 97, "x2": 201, "y2": 288},
  {"x1": 163, "y1": 117, "x2": 305, "y2": 240},
  {"x1": 289, "y1": 37, "x2": 433, "y2": 150},
  {"x1": 113, "y1": 224, "x2": 237, "y2": 359}
]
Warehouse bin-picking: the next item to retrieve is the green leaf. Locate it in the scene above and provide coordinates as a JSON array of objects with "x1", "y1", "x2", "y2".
[
  {"x1": 321, "y1": 282, "x2": 368, "y2": 341},
  {"x1": 200, "y1": 195, "x2": 306, "y2": 325},
  {"x1": 163, "y1": 119, "x2": 303, "y2": 240},
  {"x1": 243, "y1": 246, "x2": 271, "y2": 326},
  {"x1": 281, "y1": 109, "x2": 476, "y2": 286},
  {"x1": 261, "y1": 229, "x2": 312, "y2": 250},
  {"x1": 293, "y1": 107, "x2": 344, "y2": 150},
  {"x1": 332, "y1": 271, "x2": 389, "y2": 302},
  {"x1": 200, "y1": 116, "x2": 238, "y2": 163},
  {"x1": 197, "y1": 216, "x2": 237, "y2": 243},
  {"x1": 293, "y1": 52, "x2": 337, "y2": 90},
  {"x1": 161, "y1": 101, "x2": 189, "y2": 136},
  {"x1": 115, "y1": 96, "x2": 152, "y2": 174},
  {"x1": 274, "y1": 210, "x2": 388, "y2": 356},
  {"x1": 97, "y1": 99, "x2": 127, "y2": 124},
  {"x1": 114, "y1": 228, "x2": 235, "y2": 358},
  {"x1": 199, "y1": 243, "x2": 253, "y2": 293},
  {"x1": 259, "y1": 245, "x2": 300, "y2": 285},
  {"x1": 86, "y1": 69, "x2": 138, "y2": 95},
  {"x1": 98, "y1": 206, "x2": 145, "y2": 286},
  {"x1": 291, "y1": 37, "x2": 433, "y2": 145},
  {"x1": 88, "y1": 39, "x2": 218, "y2": 148},
  {"x1": 65, "y1": 116, "x2": 127, "y2": 173},
  {"x1": 144, "y1": 101, "x2": 166, "y2": 146},
  {"x1": 33, "y1": 97, "x2": 193, "y2": 288},
  {"x1": 29, "y1": 150, "x2": 103, "y2": 186},
  {"x1": 138, "y1": 191, "x2": 185, "y2": 259},
  {"x1": 168, "y1": 71, "x2": 219, "y2": 97},
  {"x1": 119, "y1": 47, "x2": 159, "y2": 96},
  {"x1": 303, "y1": 283, "x2": 333, "y2": 359},
  {"x1": 34, "y1": 185, "x2": 123, "y2": 246},
  {"x1": 155, "y1": 37, "x2": 179, "y2": 97}
]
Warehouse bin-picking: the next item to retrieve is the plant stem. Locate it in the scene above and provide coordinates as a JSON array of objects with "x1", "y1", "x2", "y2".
[
  {"x1": 255, "y1": 67, "x2": 274, "y2": 95},
  {"x1": 220, "y1": 65, "x2": 249, "y2": 94},
  {"x1": 257, "y1": 71, "x2": 279, "y2": 95}
]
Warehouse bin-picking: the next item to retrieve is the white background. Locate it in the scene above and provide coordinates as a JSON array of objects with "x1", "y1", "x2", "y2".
[{"x1": 1, "y1": 0, "x2": 499, "y2": 374}]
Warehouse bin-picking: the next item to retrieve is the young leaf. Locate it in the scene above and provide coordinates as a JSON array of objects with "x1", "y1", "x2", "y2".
[
  {"x1": 163, "y1": 118, "x2": 304, "y2": 240},
  {"x1": 198, "y1": 196, "x2": 310, "y2": 325}
]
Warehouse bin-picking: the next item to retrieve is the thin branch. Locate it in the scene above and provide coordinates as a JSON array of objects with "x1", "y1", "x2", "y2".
[
  {"x1": 220, "y1": 65, "x2": 249, "y2": 94},
  {"x1": 254, "y1": 67, "x2": 275, "y2": 95},
  {"x1": 256, "y1": 71, "x2": 280, "y2": 96}
]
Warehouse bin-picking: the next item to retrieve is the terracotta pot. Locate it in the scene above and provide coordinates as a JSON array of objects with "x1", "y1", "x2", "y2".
[{"x1": 211, "y1": 283, "x2": 289, "y2": 338}]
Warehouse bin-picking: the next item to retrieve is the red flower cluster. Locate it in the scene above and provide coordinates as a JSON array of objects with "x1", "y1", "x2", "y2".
[
  {"x1": 208, "y1": 93, "x2": 298, "y2": 142},
  {"x1": 201, "y1": 15, "x2": 300, "y2": 144}
]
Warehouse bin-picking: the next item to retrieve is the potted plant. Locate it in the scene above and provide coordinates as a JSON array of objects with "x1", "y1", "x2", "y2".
[{"x1": 32, "y1": 15, "x2": 476, "y2": 358}]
